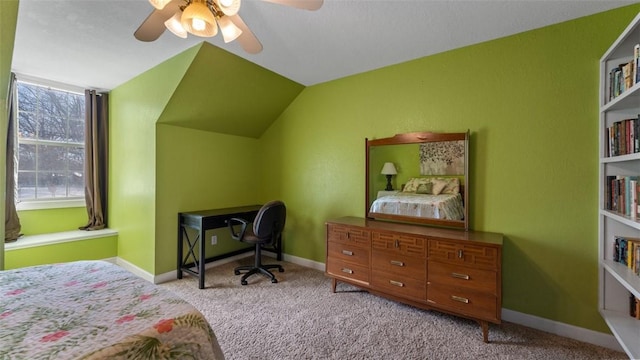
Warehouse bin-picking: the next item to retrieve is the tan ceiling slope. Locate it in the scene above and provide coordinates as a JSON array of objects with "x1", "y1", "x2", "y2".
[{"x1": 157, "y1": 42, "x2": 305, "y2": 138}]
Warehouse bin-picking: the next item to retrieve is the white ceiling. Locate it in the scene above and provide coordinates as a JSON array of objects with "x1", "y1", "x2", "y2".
[{"x1": 11, "y1": 0, "x2": 639, "y2": 91}]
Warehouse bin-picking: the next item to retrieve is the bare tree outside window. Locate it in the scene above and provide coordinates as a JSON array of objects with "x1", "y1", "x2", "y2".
[{"x1": 16, "y1": 81, "x2": 85, "y2": 202}]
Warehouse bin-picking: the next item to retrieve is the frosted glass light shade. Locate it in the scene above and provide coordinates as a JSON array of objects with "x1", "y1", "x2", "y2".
[
  {"x1": 215, "y1": 0, "x2": 241, "y2": 16},
  {"x1": 165, "y1": 12, "x2": 188, "y2": 38},
  {"x1": 149, "y1": 0, "x2": 172, "y2": 10},
  {"x1": 381, "y1": 162, "x2": 397, "y2": 175},
  {"x1": 181, "y1": 1, "x2": 218, "y2": 37},
  {"x1": 217, "y1": 16, "x2": 242, "y2": 43}
]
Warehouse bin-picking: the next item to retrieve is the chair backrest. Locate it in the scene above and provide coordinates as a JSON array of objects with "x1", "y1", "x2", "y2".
[{"x1": 253, "y1": 200, "x2": 286, "y2": 241}]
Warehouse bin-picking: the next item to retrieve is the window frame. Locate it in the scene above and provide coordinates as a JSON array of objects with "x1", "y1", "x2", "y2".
[{"x1": 14, "y1": 75, "x2": 86, "y2": 210}]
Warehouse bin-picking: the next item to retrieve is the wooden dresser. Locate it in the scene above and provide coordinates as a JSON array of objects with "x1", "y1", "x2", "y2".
[{"x1": 326, "y1": 216, "x2": 503, "y2": 342}]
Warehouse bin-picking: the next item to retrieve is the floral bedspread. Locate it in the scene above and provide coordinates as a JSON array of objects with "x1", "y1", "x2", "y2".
[
  {"x1": 370, "y1": 192, "x2": 465, "y2": 220},
  {"x1": 0, "y1": 260, "x2": 225, "y2": 359}
]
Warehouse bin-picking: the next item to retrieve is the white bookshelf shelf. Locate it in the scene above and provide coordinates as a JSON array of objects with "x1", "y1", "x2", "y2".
[
  {"x1": 602, "y1": 259, "x2": 640, "y2": 298},
  {"x1": 600, "y1": 309, "x2": 640, "y2": 360},
  {"x1": 598, "y1": 11, "x2": 640, "y2": 359}
]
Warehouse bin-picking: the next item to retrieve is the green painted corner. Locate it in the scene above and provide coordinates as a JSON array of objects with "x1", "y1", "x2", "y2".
[
  {"x1": 157, "y1": 42, "x2": 304, "y2": 138},
  {"x1": 109, "y1": 43, "x2": 202, "y2": 274},
  {"x1": 154, "y1": 124, "x2": 261, "y2": 273}
]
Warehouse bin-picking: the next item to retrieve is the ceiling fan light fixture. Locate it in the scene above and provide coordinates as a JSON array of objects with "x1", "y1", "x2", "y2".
[
  {"x1": 214, "y1": 0, "x2": 241, "y2": 16},
  {"x1": 165, "y1": 12, "x2": 188, "y2": 38},
  {"x1": 217, "y1": 16, "x2": 243, "y2": 43},
  {"x1": 148, "y1": 0, "x2": 172, "y2": 10},
  {"x1": 181, "y1": 0, "x2": 218, "y2": 37}
]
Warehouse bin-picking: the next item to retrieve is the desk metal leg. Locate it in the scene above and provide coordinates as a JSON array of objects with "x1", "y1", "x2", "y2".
[
  {"x1": 198, "y1": 220, "x2": 205, "y2": 289},
  {"x1": 177, "y1": 216, "x2": 183, "y2": 279}
]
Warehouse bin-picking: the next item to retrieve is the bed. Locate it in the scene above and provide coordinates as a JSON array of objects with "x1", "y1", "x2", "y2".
[
  {"x1": 369, "y1": 177, "x2": 465, "y2": 220},
  {"x1": 0, "y1": 260, "x2": 225, "y2": 359}
]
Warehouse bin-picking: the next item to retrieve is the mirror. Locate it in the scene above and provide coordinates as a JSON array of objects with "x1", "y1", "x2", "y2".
[{"x1": 366, "y1": 131, "x2": 469, "y2": 230}]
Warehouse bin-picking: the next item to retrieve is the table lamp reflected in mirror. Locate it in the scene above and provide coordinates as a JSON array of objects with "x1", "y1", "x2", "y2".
[{"x1": 380, "y1": 162, "x2": 397, "y2": 191}]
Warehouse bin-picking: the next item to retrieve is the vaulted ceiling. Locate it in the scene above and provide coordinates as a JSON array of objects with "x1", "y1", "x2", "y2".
[{"x1": 11, "y1": 1, "x2": 638, "y2": 91}]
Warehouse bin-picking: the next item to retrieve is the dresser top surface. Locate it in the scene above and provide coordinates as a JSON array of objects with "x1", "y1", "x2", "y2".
[{"x1": 327, "y1": 217, "x2": 503, "y2": 246}]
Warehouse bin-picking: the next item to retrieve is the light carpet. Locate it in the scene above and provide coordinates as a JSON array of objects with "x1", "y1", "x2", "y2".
[{"x1": 159, "y1": 258, "x2": 626, "y2": 360}]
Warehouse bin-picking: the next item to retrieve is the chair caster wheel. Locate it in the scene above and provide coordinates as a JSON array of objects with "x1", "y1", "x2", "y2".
[
  {"x1": 278, "y1": 268, "x2": 284, "y2": 272},
  {"x1": 241, "y1": 280, "x2": 248, "y2": 285},
  {"x1": 234, "y1": 270, "x2": 240, "y2": 275},
  {"x1": 271, "y1": 279, "x2": 278, "y2": 283}
]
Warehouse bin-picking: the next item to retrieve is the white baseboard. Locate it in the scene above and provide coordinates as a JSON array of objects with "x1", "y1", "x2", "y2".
[
  {"x1": 280, "y1": 252, "x2": 325, "y2": 272},
  {"x1": 115, "y1": 257, "x2": 156, "y2": 283},
  {"x1": 501, "y1": 308, "x2": 623, "y2": 352},
  {"x1": 109, "y1": 254, "x2": 621, "y2": 352}
]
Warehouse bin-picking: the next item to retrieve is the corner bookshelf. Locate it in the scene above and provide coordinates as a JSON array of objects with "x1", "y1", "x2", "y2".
[{"x1": 598, "y1": 11, "x2": 640, "y2": 359}]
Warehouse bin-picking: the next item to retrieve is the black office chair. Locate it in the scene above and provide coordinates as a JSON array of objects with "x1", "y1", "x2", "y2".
[{"x1": 227, "y1": 200, "x2": 286, "y2": 285}]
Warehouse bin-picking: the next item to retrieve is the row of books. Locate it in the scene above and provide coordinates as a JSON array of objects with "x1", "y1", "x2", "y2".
[
  {"x1": 614, "y1": 236, "x2": 640, "y2": 276},
  {"x1": 605, "y1": 176, "x2": 640, "y2": 219},
  {"x1": 608, "y1": 43, "x2": 640, "y2": 101},
  {"x1": 630, "y1": 294, "x2": 640, "y2": 320},
  {"x1": 605, "y1": 116, "x2": 639, "y2": 157}
]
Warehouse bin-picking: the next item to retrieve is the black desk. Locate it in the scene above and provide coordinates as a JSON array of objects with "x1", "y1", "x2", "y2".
[{"x1": 177, "y1": 205, "x2": 282, "y2": 289}]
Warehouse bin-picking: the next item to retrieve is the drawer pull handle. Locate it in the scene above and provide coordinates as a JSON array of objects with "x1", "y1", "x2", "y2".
[
  {"x1": 342, "y1": 250, "x2": 354, "y2": 256},
  {"x1": 389, "y1": 280, "x2": 404, "y2": 287},
  {"x1": 394, "y1": 240, "x2": 400, "y2": 248},
  {"x1": 390, "y1": 260, "x2": 405, "y2": 267},
  {"x1": 458, "y1": 249, "x2": 463, "y2": 259},
  {"x1": 341, "y1": 268, "x2": 353, "y2": 274},
  {"x1": 451, "y1": 295, "x2": 469, "y2": 304},
  {"x1": 451, "y1": 272, "x2": 470, "y2": 280}
]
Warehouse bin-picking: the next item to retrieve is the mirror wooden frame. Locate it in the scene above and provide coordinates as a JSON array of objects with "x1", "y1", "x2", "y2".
[{"x1": 365, "y1": 131, "x2": 469, "y2": 230}]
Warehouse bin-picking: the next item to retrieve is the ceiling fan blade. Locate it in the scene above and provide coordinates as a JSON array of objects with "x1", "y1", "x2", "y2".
[
  {"x1": 228, "y1": 15, "x2": 263, "y2": 54},
  {"x1": 260, "y1": 0, "x2": 323, "y2": 11},
  {"x1": 134, "y1": 0, "x2": 182, "y2": 42}
]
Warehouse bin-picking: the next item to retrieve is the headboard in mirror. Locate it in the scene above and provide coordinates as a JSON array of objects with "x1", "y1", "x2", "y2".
[{"x1": 366, "y1": 131, "x2": 469, "y2": 230}]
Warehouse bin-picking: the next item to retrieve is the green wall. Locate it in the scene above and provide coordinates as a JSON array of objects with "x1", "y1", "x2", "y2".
[
  {"x1": 155, "y1": 124, "x2": 261, "y2": 274},
  {"x1": 4, "y1": 235, "x2": 117, "y2": 269},
  {"x1": 259, "y1": 5, "x2": 640, "y2": 333},
  {"x1": 18, "y1": 207, "x2": 86, "y2": 235},
  {"x1": 109, "y1": 44, "x2": 201, "y2": 274}
]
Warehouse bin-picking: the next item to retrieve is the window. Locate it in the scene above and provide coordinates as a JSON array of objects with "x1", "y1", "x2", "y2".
[{"x1": 16, "y1": 81, "x2": 85, "y2": 203}]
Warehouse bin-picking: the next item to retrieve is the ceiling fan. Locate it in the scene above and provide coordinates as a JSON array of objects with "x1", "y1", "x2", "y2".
[{"x1": 134, "y1": 0, "x2": 323, "y2": 54}]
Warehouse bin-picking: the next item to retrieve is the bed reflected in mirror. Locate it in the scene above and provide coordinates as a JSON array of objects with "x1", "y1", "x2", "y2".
[{"x1": 365, "y1": 131, "x2": 469, "y2": 230}]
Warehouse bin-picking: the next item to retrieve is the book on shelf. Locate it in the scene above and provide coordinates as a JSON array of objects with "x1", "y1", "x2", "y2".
[
  {"x1": 607, "y1": 43, "x2": 640, "y2": 101},
  {"x1": 605, "y1": 175, "x2": 640, "y2": 218},
  {"x1": 605, "y1": 116, "x2": 639, "y2": 157},
  {"x1": 635, "y1": 43, "x2": 640, "y2": 84},
  {"x1": 615, "y1": 236, "x2": 640, "y2": 275},
  {"x1": 630, "y1": 293, "x2": 640, "y2": 320}
]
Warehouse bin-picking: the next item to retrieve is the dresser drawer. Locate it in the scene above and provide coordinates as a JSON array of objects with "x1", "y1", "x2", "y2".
[
  {"x1": 427, "y1": 285, "x2": 498, "y2": 322},
  {"x1": 327, "y1": 224, "x2": 371, "y2": 247},
  {"x1": 372, "y1": 231, "x2": 425, "y2": 258},
  {"x1": 372, "y1": 250, "x2": 425, "y2": 281},
  {"x1": 371, "y1": 269, "x2": 426, "y2": 302},
  {"x1": 428, "y1": 240, "x2": 499, "y2": 270},
  {"x1": 328, "y1": 241, "x2": 370, "y2": 266},
  {"x1": 428, "y1": 261, "x2": 496, "y2": 293},
  {"x1": 326, "y1": 258, "x2": 369, "y2": 284}
]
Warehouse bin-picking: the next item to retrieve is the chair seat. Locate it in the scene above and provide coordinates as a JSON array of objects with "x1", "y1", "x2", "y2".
[{"x1": 239, "y1": 231, "x2": 270, "y2": 245}]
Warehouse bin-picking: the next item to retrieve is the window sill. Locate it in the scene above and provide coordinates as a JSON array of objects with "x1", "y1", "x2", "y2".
[
  {"x1": 5, "y1": 229, "x2": 118, "y2": 251},
  {"x1": 17, "y1": 199, "x2": 85, "y2": 211}
]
